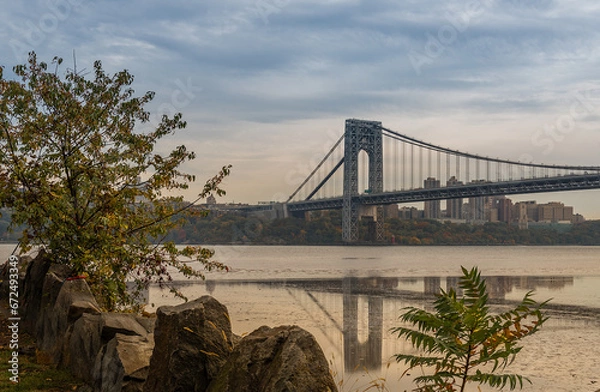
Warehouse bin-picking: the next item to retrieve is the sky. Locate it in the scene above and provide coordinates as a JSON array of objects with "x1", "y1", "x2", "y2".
[{"x1": 2, "y1": 0, "x2": 600, "y2": 218}]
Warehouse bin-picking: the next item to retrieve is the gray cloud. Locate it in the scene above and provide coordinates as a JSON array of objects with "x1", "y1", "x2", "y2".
[{"x1": 2, "y1": 0, "x2": 600, "y2": 216}]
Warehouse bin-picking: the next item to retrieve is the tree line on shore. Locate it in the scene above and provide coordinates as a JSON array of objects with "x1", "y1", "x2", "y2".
[
  {"x1": 161, "y1": 210, "x2": 600, "y2": 245},
  {"x1": 4, "y1": 207, "x2": 600, "y2": 245}
]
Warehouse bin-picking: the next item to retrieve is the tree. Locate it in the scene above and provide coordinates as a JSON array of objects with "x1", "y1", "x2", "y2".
[
  {"x1": 0, "y1": 52, "x2": 231, "y2": 310},
  {"x1": 393, "y1": 267, "x2": 548, "y2": 392}
]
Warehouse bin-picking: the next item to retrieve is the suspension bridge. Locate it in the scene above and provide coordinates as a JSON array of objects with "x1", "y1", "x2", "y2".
[{"x1": 249, "y1": 119, "x2": 600, "y2": 242}]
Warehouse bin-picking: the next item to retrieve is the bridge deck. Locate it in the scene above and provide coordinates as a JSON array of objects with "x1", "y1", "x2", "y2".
[{"x1": 286, "y1": 173, "x2": 600, "y2": 212}]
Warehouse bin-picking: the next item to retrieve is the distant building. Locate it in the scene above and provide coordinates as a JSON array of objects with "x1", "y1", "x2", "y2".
[
  {"x1": 538, "y1": 201, "x2": 573, "y2": 223},
  {"x1": 399, "y1": 206, "x2": 424, "y2": 219},
  {"x1": 467, "y1": 180, "x2": 488, "y2": 223},
  {"x1": 468, "y1": 197, "x2": 486, "y2": 222},
  {"x1": 515, "y1": 202, "x2": 528, "y2": 229},
  {"x1": 206, "y1": 195, "x2": 217, "y2": 205},
  {"x1": 384, "y1": 204, "x2": 399, "y2": 219},
  {"x1": 446, "y1": 176, "x2": 463, "y2": 219},
  {"x1": 424, "y1": 177, "x2": 441, "y2": 219},
  {"x1": 564, "y1": 206, "x2": 574, "y2": 222},
  {"x1": 513, "y1": 201, "x2": 579, "y2": 225},
  {"x1": 488, "y1": 207, "x2": 498, "y2": 223},
  {"x1": 495, "y1": 197, "x2": 513, "y2": 223},
  {"x1": 522, "y1": 201, "x2": 539, "y2": 222},
  {"x1": 395, "y1": 191, "x2": 583, "y2": 227}
]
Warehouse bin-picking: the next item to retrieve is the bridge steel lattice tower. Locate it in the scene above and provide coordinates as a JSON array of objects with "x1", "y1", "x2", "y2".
[{"x1": 342, "y1": 119, "x2": 384, "y2": 243}]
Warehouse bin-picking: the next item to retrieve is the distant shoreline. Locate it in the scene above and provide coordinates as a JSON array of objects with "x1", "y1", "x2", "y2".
[{"x1": 2, "y1": 242, "x2": 600, "y2": 247}]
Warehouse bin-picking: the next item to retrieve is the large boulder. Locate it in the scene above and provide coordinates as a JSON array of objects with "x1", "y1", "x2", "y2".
[
  {"x1": 67, "y1": 313, "x2": 104, "y2": 383},
  {"x1": 20, "y1": 250, "x2": 54, "y2": 333},
  {"x1": 93, "y1": 333, "x2": 155, "y2": 392},
  {"x1": 207, "y1": 325, "x2": 338, "y2": 392},
  {"x1": 143, "y1": 296, "x2": 235, "y2": 392},
  {"x1": 66, "y1": 312, "x2": 156, "y2": 385},
  {"x1": 37, "y1": 276, "x2": 101, "y2": 365}
]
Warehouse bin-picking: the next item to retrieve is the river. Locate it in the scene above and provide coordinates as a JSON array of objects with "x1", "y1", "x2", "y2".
[{"x1": 3, "y1": 244, "x2": 600, "y2": 391}]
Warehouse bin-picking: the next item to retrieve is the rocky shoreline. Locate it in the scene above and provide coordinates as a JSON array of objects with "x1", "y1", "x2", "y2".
[{"x1": 1, "y1": 251, "x2": 338, "y2": 392}]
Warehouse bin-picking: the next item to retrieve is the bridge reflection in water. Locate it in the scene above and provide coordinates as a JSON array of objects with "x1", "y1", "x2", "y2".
[
  {"x1": 280, "y1": 274, "x2": 585, "y2": 374},
  {"x1": 342, "y1": 277, "x2": 386, "y2": 371},
  {"x1": 153, "y1": 273, "x2": 598, "y2": 387}
]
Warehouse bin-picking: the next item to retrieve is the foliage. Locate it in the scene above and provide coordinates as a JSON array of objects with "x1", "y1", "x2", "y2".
[
  {"x1": 0, "y1": 52, "x2": 231, "y2": 310},
  {"x1": 154, "y1": 213, "x2": 600, "y2": 246},
  {"x1": 392, "y1": 267, "x2": 549, "y2": 392},
  {"x1": 163, "y1": 210, "x2": 344, "y2": 245}
]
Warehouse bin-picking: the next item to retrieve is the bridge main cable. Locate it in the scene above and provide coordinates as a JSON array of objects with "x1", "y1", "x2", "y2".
[{"x1": 286, "y1": 134, "x2": 344, "y2": 203}]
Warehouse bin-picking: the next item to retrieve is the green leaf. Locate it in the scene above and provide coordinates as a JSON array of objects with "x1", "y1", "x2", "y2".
[{"x1": 392, "y1": 266, "x2": 549, "y2": 392}]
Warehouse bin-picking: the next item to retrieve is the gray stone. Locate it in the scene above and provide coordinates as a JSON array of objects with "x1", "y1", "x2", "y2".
[
  {"x1": 66, "y1": 312, "x2": 156, "y2": 384},
  {"x1": 143, "y1": 296, "x2": 235, "y2": 392},
  {"x1": 67, "y1": 313, "x2": 103, "y2": 384},
  {"x1": 101, "y1": 313, "x2": 150, "y2": 340},
  {"x1": 135, "y1": 315, "x2": 156, "y2": 335},
  {"x1": 207, "y1": 325, "x2": 338, "y2": 392},
  {"x1": 37, "y1": 276, "x2": 101, "y2": 365},
  {"x1": 20, "y1": 250, "x2": 54, "y2": 334},
  {"x1": 93, "y1": 333, "x2": 154, "y2": 392}
]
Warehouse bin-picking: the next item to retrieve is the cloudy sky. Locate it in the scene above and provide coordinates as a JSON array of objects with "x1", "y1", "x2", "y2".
[{"x1": 2, "y1": 0, "x2": 600, "y2": 217}]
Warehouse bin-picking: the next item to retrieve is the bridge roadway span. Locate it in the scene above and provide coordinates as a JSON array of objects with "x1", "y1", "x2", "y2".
[{"x1": 286, "y1": 173, "x2": 600, "y2": 213}]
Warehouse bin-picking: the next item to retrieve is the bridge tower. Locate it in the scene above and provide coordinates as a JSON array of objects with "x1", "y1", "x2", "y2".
[{"x1": 342, "y1": 119, "x2": 384, "y2": 242}]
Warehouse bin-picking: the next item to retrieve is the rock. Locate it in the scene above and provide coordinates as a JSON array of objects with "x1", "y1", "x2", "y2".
[
  {"x1": 93, "y1": 333, "x2": 154, "y2": 392},
  {"x1": 34, "y1": 263, "x2": 74, "y2": 364},
  {"x1": 143, "y1": 296, "x2": 235, "y2": 392},
  {"x1": 37, "y1": 276, "x2": 101, "y2": 365},
  {"x1": 67, "y1": 313, "x2": 103, "y2": 384},
  {"x1": 135, "y1": 315, "x2": 156, "y2": 335},
  {"x1": 100, "y1": 313, "x2": 150, "y2": 341},
  {"x1": 207, "y1": 325, "x2": 338, "y2": 392},
  {"x1": 20, "y1": 250, "x2": 53, "y2": 333},
  {"x1": 66, "y1": 312, "x2": 156, "y2": 385}
]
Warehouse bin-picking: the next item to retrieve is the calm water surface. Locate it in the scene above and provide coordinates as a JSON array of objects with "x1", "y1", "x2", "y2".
[
  {"x1": 4, "y1": 245, "x2": 599, "y2": 391},
  {"x1": 152, "y1": 245, "x2": 600, "y2": 392}
]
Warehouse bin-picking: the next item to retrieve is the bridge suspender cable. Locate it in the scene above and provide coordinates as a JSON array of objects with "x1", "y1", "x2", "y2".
[
  {"x1": 376, "y1": 124, "x2": 600, "y2": 172},
  {"x1": 286, "y1": 134, "x2": 344, "y2": 203}
]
